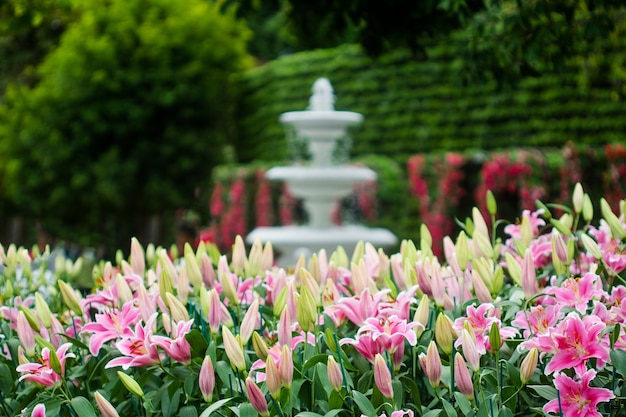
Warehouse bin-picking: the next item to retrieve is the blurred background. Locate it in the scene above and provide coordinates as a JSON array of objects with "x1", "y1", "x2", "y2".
[{"x1": 1, "y1": 0, "x2": 625, "y2": 259}]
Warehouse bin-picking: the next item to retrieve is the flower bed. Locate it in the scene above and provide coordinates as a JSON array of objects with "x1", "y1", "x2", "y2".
[{"x1": 2, "y1": 183, "x2": 626, "y2": 417}]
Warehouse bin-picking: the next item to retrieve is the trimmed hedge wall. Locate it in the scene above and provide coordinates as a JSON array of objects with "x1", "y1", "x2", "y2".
[
  {"x1": 233, "y1": 43, "x2": 626, "y2": 164},
  {"x1": 205, "y1": 143, "x2": 626, "y2": 255}
]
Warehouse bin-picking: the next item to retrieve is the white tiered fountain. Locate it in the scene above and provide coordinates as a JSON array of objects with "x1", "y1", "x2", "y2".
[{"x1": 246, "y1": 78, "x2": 397, "y2": 264}]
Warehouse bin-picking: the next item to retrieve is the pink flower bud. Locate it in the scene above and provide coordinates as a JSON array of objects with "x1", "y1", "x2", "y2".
[
  {"x1": 327, "y1": 355, "x2": 343, "y2": 391},
  {"x1": 265, "y1": 357, "x2": 281, "y2": 399},
  {"x1": 94, "y1": 391, "x2": 120, "y2": 417},
  {"x1": 454, "y1": 353, "x2": 474, "y2": 400},
  {"x1": 520, "y1": 348, "x2": 538, "y2": 385},
  {"x1": 278, "y1": 307, "x2": 293, "y2": 348},
  {"x1": 374, "y1": 353, "x2": 394, "y2": 399},
  {"x1": 17, "y1": 311, "x2": 36, "y2": 356},
  {"x1": 461, "y1": 328, "x2": 481, "y2": 372},
  {"x1": 246, "y1": 377, "x2": 269, "y2": 417},
  {"x1": 521, "y1": 249, "x2": 538, "y2": 298},
  {"x1": 199, "y1": 356, "x2": 215, "y2": 403},
  {"x1": 130, "y1": 237, "x2": 145, "y2": 278},
  {"x1": 30, "y1": 404, "x2": 46, "y2": 417},
  {"x1": 222, "y1": 326, "x2": 246, "y2": 371},
  {"x1": 419, "y1": 341, "x2": 442, "y2": 388},
  {"x1": 239, "y1": 299, "x2": 260, "y2": 345},
  {"x1": 279, "y1": 345, "x2": 294, "y2": 389}
]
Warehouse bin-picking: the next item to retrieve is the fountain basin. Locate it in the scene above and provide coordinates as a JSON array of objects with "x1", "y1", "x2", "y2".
[
  {"x1": 267, "y1": 166, "x2": 376, "y2": 228},
  {"x1": 280, "y1": 111, "x2": 363, "y2": 166},
  {"x1": 246, "y1": 225, "x2": 398, "y2": 266}
]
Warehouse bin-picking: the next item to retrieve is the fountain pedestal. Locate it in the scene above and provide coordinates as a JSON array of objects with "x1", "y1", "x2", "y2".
[{"x1": 246, "y1": 78, "x2": 397, "y2": 265}]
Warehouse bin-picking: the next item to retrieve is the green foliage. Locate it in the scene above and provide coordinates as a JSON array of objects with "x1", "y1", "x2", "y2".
[
  {"x1": 234, "y1": 40, "x2": 626, "y2": 165},
  {"x1": 0, "y1": 0, "x2": 75, "y2": 91},
  {"x1": 0, "y1": 0, "x2": 252, "y2": 249}
]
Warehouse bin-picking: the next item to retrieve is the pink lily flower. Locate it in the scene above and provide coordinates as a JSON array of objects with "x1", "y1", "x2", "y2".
[
  {"x1": 543, "y1": 369, "x2": 614, "y2": 417},
  {"x1": 326, "y1": 288, "x2": 389, "y2": 326},
  {"x1": 544, "y1": 312, "x2": 609, "y2": 375},
  {"x1": 245, "y1": 377, "x2": 269, "y2": 417},
  {"x1": 545, "y1": 273, "x2": 605, "y2": 313},
  {"x1": 152, "y1": 318, "x2": 194, "y2": 364},
  {"x1": 105, "y1": 313, "x2": 162, "y2": 370},
  {"x1": 17, "y1": 343, "x2": 75, "y2": 386},
  {"x1": 358, "y1": 315, "x2": 419, "y2": 354},
  {"x1": 340, "y1": 332, "x2": 382, "y2": 363},
  {"x1": 512, "y1": 305, "x2": 562, "y2": 339},
  {"x1": 81, "y1": 301, "x2": 142, "y2": 355}
]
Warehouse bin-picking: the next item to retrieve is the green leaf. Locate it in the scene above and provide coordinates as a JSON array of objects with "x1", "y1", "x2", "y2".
[
  {"x1": 70, "y1": 396, "x2": 97, "y2": 417},
  {"x1": 528, "y1": 385, "x2": 558, "y2": 401},
  {"x1": 324, "y1": 408, "x2": 345, "y2": 417},
  {"x1": 453, "y1": 392, "x2": 473, "y2": 415},
  {"x1": 296, "y1": 412, "x2": 323, "y2": 417},
  {"x1": 422, "y1": 410, "x2": 442, "y2": 417},
  {"x1": 442, "y1": 398, "x2": 458, "y2": 417},
  {"x1": 611, "y1": 349, "x2": 626, "y2": 379},
  {"x1": 199, "y1": 398, "x2": 233, "y2": 417},
  {"x1": 186, "y1": 329, "x2": 209, "y2": 359},
  {"x1": 352, "y1": 390, "x2": 376, "y2": 417},
  {"x1": 302, "y1": 354, "x2": 331, "y2": 373},
  {"x1": 498, "y1": 408, "x2": 514, "y2": 417},
  {"x1": 0, "y1": 363, "x2": 14, "y2": 396},
  {"x1": 179, "y1": 405, "x2": 199, "y2": 417},
  {"x1": 238, "y1": 402, "x2": 257, "y2": 417}
]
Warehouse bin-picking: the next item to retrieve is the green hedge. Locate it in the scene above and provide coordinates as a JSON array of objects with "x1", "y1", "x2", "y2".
[{"x1": 233, "y1": 42, "x2": 626, "y2": 164}]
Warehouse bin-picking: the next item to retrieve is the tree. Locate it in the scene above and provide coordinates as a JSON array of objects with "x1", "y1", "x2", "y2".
[
  {"x1": 0, "y1": 0, "x2": 252, "y2": 251},
  {"x1": 0, "y1": 0, "x2": 76, "y2": 92}
]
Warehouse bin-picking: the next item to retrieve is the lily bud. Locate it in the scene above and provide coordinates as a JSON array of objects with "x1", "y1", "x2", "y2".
[
  {"x1": 231, "y1": 235, "x2": 247, "y2": 276},
  {"x1": 488, "y1": 322, "x2": 501, "y2": 353},
  {"x1": 117, "y1": 371, "x2": 144, "y2": 398},
  {"x1": 165, "y1": 292, "x2": 189, "y2": 323},
  {"x1": 129, "y1": 237, "x2": 145, "y2": 278},
  {"x1": 245, "y1": 238, "x2": 263, "y2": 277},
  {"x1": 31, "y1": 404, "x2": 46, "y2": 417},
  {"x1": 521, "y1": 249, "x2": 538, "y2": 299},
  {"x1": 419, "y1": 341, "x2": 442, "y2": 388},
  {"x1": 265, "y1": 357, "x2": 281, "y2": 399},
  {"x1": 461, "y1": 328, "x2": 481, "y2": 372},
  {"x1": 279, "y1": 345, "x2": 294, "y2": 389},
  {"x1": 261, "y1": 242, "x2": 274, "y2": 273},
  {"x1": 435, "y1": 312, "x2": 457, "y2": 355},
  {"x1": 504, "y1": 252, "x2": 522, "y2": 286},
  {"x1": 278, "y1": 307, "x2": 293, "y2": 348},
  {"x1": 486, "y1": 190, "x2": 497, "y2": 216},
  {"x1": 17, "y1": 311, "x2": 36, "y2": 356},
  {"x1": 455, "y1": 231, "x2": 470, "y2": 271},
  {"x1": 115, "y1": 274, "x2": 133, "y2": 306},
  {"x1": 454, "y1": 353, "x2": 474, "y2": 400},
  {"x1": 218, "y1": 256, "x2": 239, "y2": 306},
  {"x1": 421, "y1": 224, "x2": 433, "y2": 252},
  {"x1": 94, "y1": 391, "x2": 120, "y2": 417},
  {"x1": 184, "y1": 243, "x2": 203, "y2": 288},
  {"x1": 374, "y1": 353, "x2": 394, "y2": 399},
  {"x1": 251, "y1": 331, "x2": 269, "y2": 361},
  {"x1": 580, "y1": 234, "x2": 603, "y2": 260},
  {"x1": 296, "y1": 285, "x2": 317, "y2": 332},
  {"x1": 327, "y1": 355, "x2": 343, "y2": 391},
  {"x1": 473, "y1": 230, "x2": 494, "y2": 259},
  {"x1": 222, "y1": 326, "x2": 246, "y2": 372},
  {"x1": 239, "y1": 299, "x2": 260, "y2": 345},
  {"x1": 582, "y1": 193, "x2": 593, "y2": 223},
  {"x1": 58, "y1": 280, "x2": 83, "y2": 316},
  {"x1": 471, "y1": 269, "x2": 492, "y2": 303},
  {"x1": 573, "y1": 183, "x2": 584, "y2": 214},
  {"x1": 472, "y1": 207, "x2": 489, "y2": 238},
  {"x1": 199, "y1": 356, "x2": 215, "y2": 403},
  {"x1": 413, "y1": 294, "x2": 430, "y2": 337},
  {"x1": 246, "y1": 377, "x2": 269, "y2": 417},
  {"x1": 520, "y1": 348, "x2": 538, "y2": 385},
  {"x1": 207, "y1": 288, "x2": 222, "y2": 334},
  {"x1": 601, "y1": 198, "x2": 626, "y2": 239}
]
